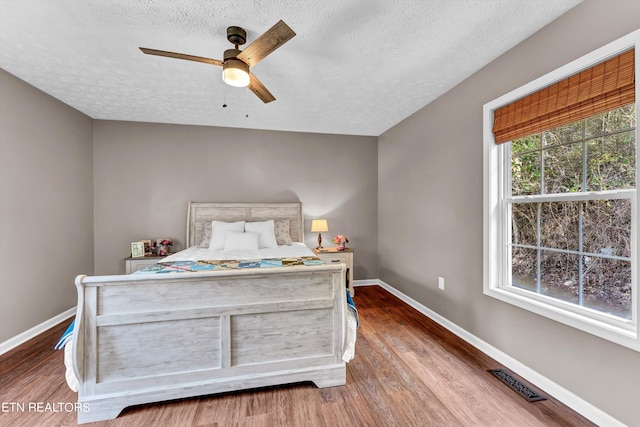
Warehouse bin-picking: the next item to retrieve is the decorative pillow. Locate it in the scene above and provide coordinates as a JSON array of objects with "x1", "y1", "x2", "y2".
[
  {"x1": 199, "y1": 222, "x2": 213, "y2": 247},
  {"x1": 245, "y1": 220, "x2": 278, "y2": 249},
  {"x1": 274, "y1": 219, "x2": 292, "y2": 245},
  {"x1": 223, "y1": 231, "x2": 260, "y2": 251},
  {"x1": 209, "y1": 221, "x2": 245, "y2": 250}
]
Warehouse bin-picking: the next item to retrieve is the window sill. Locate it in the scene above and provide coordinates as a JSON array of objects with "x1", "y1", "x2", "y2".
[{"x1": 483, "y1": 285, "x2": 639, "y2": 351}]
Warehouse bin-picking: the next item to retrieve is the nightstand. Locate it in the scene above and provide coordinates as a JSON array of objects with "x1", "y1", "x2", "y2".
[
  {"x1": 314, "y1": 247, "x2": 354, "y2": 297},
  {"x1": 125, "y1": 254, "x2": 170, "y2": 274}
]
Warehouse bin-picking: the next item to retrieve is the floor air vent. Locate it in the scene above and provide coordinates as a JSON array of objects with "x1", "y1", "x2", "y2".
[{"x1": 487, "y1": 369, "x2": 547, "y2": 402}]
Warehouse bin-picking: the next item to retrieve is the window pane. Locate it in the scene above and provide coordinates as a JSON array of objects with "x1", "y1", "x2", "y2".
[
  {"x1": 583, "y1": 199, "x2": 632, "y2": 258},
  {"x1": 512, "y1": 152, "x2": 542, "y2": 196},
  {"x1": 585, "y1": 104, "x2": 636, "y2": 138},
  {"x1": 512, "y1": 134, "x2": 541, "y2": 154},
  {"x1": 543, "y1": 121, "x2": 583, "y2": 146},
  {"x1": 539, "y1": 250, "x2": 579, "y2": 304},
  {"x1": 512, "y1": 246, "x2": 537, "y2": 291},
  {"x1": 587, "y1": 132, "x2": 636, "y2": 191},
  {"x1": 539, "y1": 202, "x2": 579, "y2": 251},
  {"x1": 543, "y1": 142, "x2": 583, "y2": 193},
  {"x1": 583, "y1": 257, "x2": 632, "y2": 319},
  {"x1": 511, "y1": 203, "x2": 538, "y2": 247}
]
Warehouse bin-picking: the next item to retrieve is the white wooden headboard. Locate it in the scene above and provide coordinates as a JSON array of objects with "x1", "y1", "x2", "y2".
[{"x1": 186, "y1": 202, "x2": 304, "y2": 247}]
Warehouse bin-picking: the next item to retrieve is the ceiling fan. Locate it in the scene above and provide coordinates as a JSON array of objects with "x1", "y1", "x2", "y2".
[{"x1": 139, "y1": 20, "x2": 296, "y2": 103}]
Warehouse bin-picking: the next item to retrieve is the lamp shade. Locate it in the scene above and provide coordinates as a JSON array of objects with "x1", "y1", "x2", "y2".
[
  {"x1": 311, "y1": 219, "x2": 329, "y2": 233},
  {"x1": 222, "y1": 58, "x2": 250, "y2": 88}
]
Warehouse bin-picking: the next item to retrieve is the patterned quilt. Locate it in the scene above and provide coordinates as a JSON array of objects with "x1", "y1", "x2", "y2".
[{"x1": 134, "y1": 256, "x2": 325, "y2": 274}]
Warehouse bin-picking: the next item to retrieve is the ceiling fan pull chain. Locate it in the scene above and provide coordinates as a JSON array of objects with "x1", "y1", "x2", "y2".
[
  {"x1": 245, "y1": 87, "x2": 249, "y2": 118},
  {"x1": 222, "y1": 84, "x2": 227, "y2": 108}
]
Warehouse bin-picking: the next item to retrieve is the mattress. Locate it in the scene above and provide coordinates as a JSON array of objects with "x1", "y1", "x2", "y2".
[{"x1": 160, "y1": 242, "x2": 316, "y2": 263}]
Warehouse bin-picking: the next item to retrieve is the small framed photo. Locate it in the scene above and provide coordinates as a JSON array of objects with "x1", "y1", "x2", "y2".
[
  {"x1": 141, "y1": 239, "x2": 152, "y2": 255},
  {"x1": 131, "y1": 241, "x2": 145, "y2": 258}
]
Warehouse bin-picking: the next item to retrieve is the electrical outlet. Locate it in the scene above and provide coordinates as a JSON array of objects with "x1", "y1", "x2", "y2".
[{"x1": 438, "y1": 276, "x2": 445, "y2": 290}]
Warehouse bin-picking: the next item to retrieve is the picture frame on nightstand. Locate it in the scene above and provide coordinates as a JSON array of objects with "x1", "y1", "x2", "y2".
[
  {"x1": 131, "y1": 241, "x2": 145, "y2": 258},
  {"x1": 141, "y1": 239, "x2": 152, "y2": 255}
]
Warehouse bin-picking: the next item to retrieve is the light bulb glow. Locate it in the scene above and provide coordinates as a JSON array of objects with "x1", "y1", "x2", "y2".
[{"x1": 222, "y1": 59, "x2": 250, "y2": 87}]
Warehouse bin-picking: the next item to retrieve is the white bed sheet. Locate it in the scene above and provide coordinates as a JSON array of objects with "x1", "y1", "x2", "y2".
[{"x1": 160, "y1": 242, "x2": 316, "y2": 263}]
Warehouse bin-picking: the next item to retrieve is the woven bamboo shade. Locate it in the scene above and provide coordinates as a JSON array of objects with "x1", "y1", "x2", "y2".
[{"x1": 492, "y1": 49, "x2": 635, "y2": 144}]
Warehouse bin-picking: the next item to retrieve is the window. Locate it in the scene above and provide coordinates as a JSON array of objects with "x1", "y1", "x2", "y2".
[
  {"x1": 511, "y1": 106, "x2": 635, "y2": 318},
  {"x1": 484, "y1": 30, "x2": 639, "y2": 351}
]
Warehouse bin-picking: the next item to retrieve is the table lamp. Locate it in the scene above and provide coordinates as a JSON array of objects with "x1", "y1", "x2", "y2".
[{"x1": 311, "y1": 219, "x2": 329, "y2": 249}]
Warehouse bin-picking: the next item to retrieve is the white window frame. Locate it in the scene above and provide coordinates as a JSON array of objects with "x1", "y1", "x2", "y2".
[{"x1": 483, "y1": 29, "x2": 640, "y2": 351}]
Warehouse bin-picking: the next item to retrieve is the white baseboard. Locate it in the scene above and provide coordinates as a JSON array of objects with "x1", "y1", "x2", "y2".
[
  {"x1": 0, "y1": 307, "x2": 76, "y2": 356},
  {"x1": 364, "y1": 279, "x2": 624, "y2": 427},
  {"x1": 353, "y1": 279, "x2": 378, "y2": 287}
]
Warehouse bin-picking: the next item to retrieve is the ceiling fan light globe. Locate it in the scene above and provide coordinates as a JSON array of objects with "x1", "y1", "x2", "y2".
[{"x1": 222, "y1": 59, "x2": 250, "y2": 88}]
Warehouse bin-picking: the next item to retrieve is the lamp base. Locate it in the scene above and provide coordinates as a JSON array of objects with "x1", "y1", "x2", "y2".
[{"x1": 315, "y1": 233, "x2": 324, "y2": 250}]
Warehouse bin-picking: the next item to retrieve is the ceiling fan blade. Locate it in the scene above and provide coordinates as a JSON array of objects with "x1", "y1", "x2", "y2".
[
  {"x1": 139, "y1": 47, "x2": 223, "y2": 66},
  {"x1": 237, "y1": 20, "x2": 296, "y2": 68},
  {"x1": 248, "y1": 72, "x2": 276, "y2": 103}
]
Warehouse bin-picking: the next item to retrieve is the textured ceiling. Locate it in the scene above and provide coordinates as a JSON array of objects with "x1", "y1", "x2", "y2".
[{"x1": 0, "y1": 0, "x2": 582, "y2": 136}]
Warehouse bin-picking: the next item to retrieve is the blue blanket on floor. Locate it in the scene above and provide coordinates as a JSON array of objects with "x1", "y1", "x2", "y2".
[
  {"x1": 346, "y1": 290, "x2": 359, "y2": 328},
  {"x1": 54, "y1": 321, "x2": 74, "y2": 350}
]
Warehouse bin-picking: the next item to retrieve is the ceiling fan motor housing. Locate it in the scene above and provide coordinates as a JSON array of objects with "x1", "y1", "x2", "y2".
[{"x1": 223, "y1": 48, "x2": 243, "y2": 62}]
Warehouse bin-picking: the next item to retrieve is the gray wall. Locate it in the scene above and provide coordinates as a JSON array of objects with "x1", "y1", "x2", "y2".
[
  {"x1": 93, "y1": 120, "x2": 378, "y2": 278},
  {"x1": 378, "y1": 1, "x2": 640, "y2": 425},
  {"x1": 0, "y1": 69, "x2": 94, "y2": 343}
]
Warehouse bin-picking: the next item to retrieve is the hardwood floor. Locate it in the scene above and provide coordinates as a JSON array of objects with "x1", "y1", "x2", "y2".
[{"x1": 0, "y1": 285, "x2": 594, "y2": 426}]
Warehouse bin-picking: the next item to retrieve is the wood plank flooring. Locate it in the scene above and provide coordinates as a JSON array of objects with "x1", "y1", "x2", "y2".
[{"x1": 0, "y1": 285, "x2": 594, "y2": 426}]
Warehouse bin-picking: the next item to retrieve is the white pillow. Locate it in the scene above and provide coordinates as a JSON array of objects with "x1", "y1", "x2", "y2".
[
  {"x1": 223, "y1": 231, "x2": 260, "y2": 251},
  {"x1": 245, "y1": 220, "x2": 278, "y2": 249},
  {"x1": 209, "y1": 221, "x2": 245, "y2": 250}
]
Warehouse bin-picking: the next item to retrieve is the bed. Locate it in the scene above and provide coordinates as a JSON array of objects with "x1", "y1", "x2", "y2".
[{"x1": 70, "y1": 202, "x2": 354, "y2": 424}]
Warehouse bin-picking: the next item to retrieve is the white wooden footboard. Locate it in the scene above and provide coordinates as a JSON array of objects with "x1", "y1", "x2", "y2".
[{"x1": 72, "y1": 264, "x2": 346, "y2": 424}]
